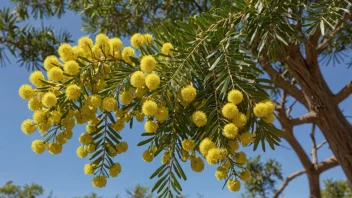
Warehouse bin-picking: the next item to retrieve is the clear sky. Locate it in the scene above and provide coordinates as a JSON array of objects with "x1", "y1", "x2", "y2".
[{"x1": 0, "y1": 1, "x2": 351, "y2": 197}]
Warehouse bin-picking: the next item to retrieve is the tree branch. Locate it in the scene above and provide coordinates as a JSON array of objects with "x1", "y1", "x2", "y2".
[
  {"x1": 258, "y1": 55, "x2": 308, "y2": 107},
  {"x1": 317, "y1": 140, "x2": 327, "y2": 150},
  {"x1": 274, "y1": 156, "x2": 339, "y2": 198},
  {"x1": 317, "y1": 156, "x2": 339, "y2": 174},
  {"x1": 334, "y1": 81, "x2": 352, "y2": 104},
  {"x1": 310, "y1": 124, "x2": 318, "y2": 165},
  {"x1": 273, "y1": 169, "x2": 306, "y2": 198},
  {"x1": 290, "y1": 112, "x2": 317, "y2": 126},
  {"x1": 317, "y1": 7, "x2": 352, "y2": 53}
]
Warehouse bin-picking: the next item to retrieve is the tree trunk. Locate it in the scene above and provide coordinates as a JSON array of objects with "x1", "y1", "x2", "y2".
[
  {"x1": 284, "y1": 47, "x2": 352, "y2": 183},
  {"x1": 315, "y1": 107, "x2": 352, "y2": 184},
  {"x1": 307, "y1": 172, "x2": 321, "y2": 198}
]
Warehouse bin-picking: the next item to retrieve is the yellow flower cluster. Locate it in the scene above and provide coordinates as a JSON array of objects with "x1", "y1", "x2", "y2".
[{"x1": 19, "y1": 31, "x2": 268, "y2": 193}]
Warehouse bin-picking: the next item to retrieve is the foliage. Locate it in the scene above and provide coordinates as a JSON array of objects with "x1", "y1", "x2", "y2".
[
  {"x1": 0, "y1": 7, "x2": 71, "y2": 70},
  {"x1": 241, "y1": 156, "x2": 283, "y2": 198},
  {"x1": 10, "y1": 0, "x2": 211, "y2": 37},
  {"x1": 126, "y1": 184, "x2": 153, "y2": 198},
  {"x1": 322, "y1": 179, "x2": 352, "y2": 198},
  {"x1": 0, "y1": 181, "x2": 44, "y2": 198},
  {"x1": 18, "y1": 22, "x2": 280, "y2": 198}
]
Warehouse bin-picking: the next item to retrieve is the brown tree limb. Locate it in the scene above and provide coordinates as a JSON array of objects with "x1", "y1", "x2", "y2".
[
  {"x1": 317, "y1": 156, "x2": 339, "y2": 174},
  {"x1": 258, "y1": 55, "x2": 308, "y2": 107},
  {"x1": 274, "y1": 156, "x2": 339, "y2": 198},
  {"x1": 317, "y1": 141, "x2": 327, "y2": 150},
  {"x1": 310, "y1": 124, "x2": 318, "y2": 165},
  {"x1": 290, "y1": 112, "x2": 317, "y2": 126},
  {"x1": 273, "y1": 169, "x2": 306, "y2": 198},
  {"x1": 334, "y1": 81, "x2": 352, "y2": 104},
  {"x1": 317, "y1": 7, "x2": 352, "y2": 53}
]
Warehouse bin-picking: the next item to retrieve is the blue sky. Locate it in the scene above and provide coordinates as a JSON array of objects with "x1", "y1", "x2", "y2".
[{"x1": 0, "y1": 1, "x2": 351, "y2": 197}]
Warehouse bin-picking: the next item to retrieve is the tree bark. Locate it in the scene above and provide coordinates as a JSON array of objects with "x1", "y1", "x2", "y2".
[
  {"x1": 307, "y1": 172, "x2": 321, "y2": 198},
  {"x1": 283, "y1": 45, "x2": 352, "y2": 183}
]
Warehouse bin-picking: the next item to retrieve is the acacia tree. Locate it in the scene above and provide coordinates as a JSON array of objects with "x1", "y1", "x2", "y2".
[{"x1": 8, "y1": 0, "x2": 352, "y2": 197}]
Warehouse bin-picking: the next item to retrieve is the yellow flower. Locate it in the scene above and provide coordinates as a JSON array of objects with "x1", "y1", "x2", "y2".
[
  {"x1": 31, "y1": 140, "x2": 45, "y2": 154},
  {"x1": 142, "y1": 149, "x2": 154, "y2": 162},
  {"x1": 79, "y1": 132, "x2": 93, "y2": 145},
  {"x1": 19, "y1": 84, "x2": 35, "y2": 100},
  {"x1": 56, "y1": 132, "x2": 66, "y2": 144},
  {"x1": 130, "y1": 71, "x2": 145, "y2": 88},
  {"x1": 190, "y1": 156, "x2": 204, "y2": 172},
  {"x1": 48, "y1": 67, "x2": 64, "y2": 82},
  {"x1": 116, "y1": 142, "x2": 128, "y2": 154},
  {"x1": 29, "y1": 71, "x2": 45, "y2": 87},
  {"x1": 181, "y1": 85, "x2": 196, "y2": 102},
  {"x1": 63, "y1": 129, "x2": 73, "y2": 139},
  {"x1": 42, "y1": 92, "x2": 57, "y2": 107},
  {"x1": 161, "y1": 152, "x2": 170, "y2": 164},
  {"x1": 120, "y1": 91, "x2": 133, "y2": 105},
  {"x1": 140, "y1": 55, "x2": 156, "y2": 73},
  {"x1": 228, "y1": 140, "x2": 239, "y2": 153},
  {"x1": 199, "y1": 138, "x2": 216, "y2": 157},
  {"x1": 239, "y1": 132, "x2": 253, "y2": 145},
  {"x1": 87, "y1": 144, "x2": 96, "y2": 153},
  {"x1": 114, "y1": 109, "x2": 123, "y2": 118},
  {"x1": 223, "y1": 123, "x2": 238, "y2": 139},
  {"x1": 235, "y1": 151, "x2": 247, "y2": 164},
  {"x1": 263, "y1": 113, "x2": 275, "y2": 123},
  {"x1": 181, "y1": 149, "x2": 190, "y2": 162},
  {"x1": 58, "y1": 43, "x2": 74, "y2": 62},
  {"x1": 145, "y1": 73, "x2": 160, "y2": 90},
  {"x1": 264, "y1": 100, "x2": 275, "y2": 113},
  {"x1": 38, "y1": 123, "x2": 51, "y2": 134},
  {"x1": 72, "y1": 46, "x2": 84, "y2": 59},
  {"x1": 239, "y1": 169, "x2": 251, "y2": 182},
  {"x1": 87, "y1": 95, "x2": 102, "y2": 108},
  {"x1": 222, "y1": 103, "x2": 238, "y2": 119},
  {"x1": 130, "y1": 33, "x2": 144, "y2": 48},
  {"x1": 135, "y1": 111, "x2": 145, "y2": 122},
  {"x1": 142, "y1": 100, "x2": 158, "y2": 116},
  {"x1": 102, "y1": 97, "x2": 116, "y2": 111},
  {"x1": 48, "y1": 142, "x2": 62, "y2": 155},
  {"x1": 134, "y1": 87, "x2": 147, "y2": 98},
  {"x1": 122, "y1": 47, "x2": 135, "y2": 63},
  {"x1": 112, "y1": 119, "x2": 124, "y2": 132},
  {"x1": 95, "y1": 33, "x2": 110, "y2": 54},
  {"x1": 109, "y1": 38, "x2": 123, "y2": 53},
  {"x1": 215, "y1": 166, "x2": 227, "y2": 180},
  {"x1": 44, "y1": 55, "x2": 60, "y2": 71},
  {"x1": 144, "y1": 120, "x2": 158, "y2": 133},
  {"x1": 84, "y1": 164, "x2": 94, "y2": 175},
  {"x1": 78, "y1": 36, "x2": 93, "y2": 55},
  {"x1": 77, "y1": 146, "x2": 88, "y2": 158},
  {"x1": 92, "y1": 45, "x2": 102, "y2": 58},
  {"x1": 232, "y1": 112, "x2": 247, "y2": 128},
  {"x1": 182, "y1": 139, "x2": 196, "y2": 152},
  {"x1": 64, "y1": 60, "x2": 80, "y2": 75},
  {"x1": 109, "y1": 163, "x2": 122, "y2": 177},
  {"x1": 253, "y1": 102, "x2": 268, "y2": 118},
  {"x1": 227, "y1": 179, "x2": 241, "y2": 192},
  {"x1": 66, "y1": 84, "x2": 81, "y2": 100},
  {"x1": 33, "y1": 110, "x2": 47, "y2": 124},
  {"x1": 161, "y1": 42, "x2": 174, "y2": 56},
  {"x1": 191, "y1": 111, "x2": 207, "y2": 127},
  {"x1": 206, "y1": 148, "x2": 222, "y2": 165},
  {"x1": 92, "y1": 175, "x2": 107, "y2": 188},
  {"x1": 28, "y1": 98, "x2": 42, "y2": 111},
  {"x1": 154, "y1": 106, "x2": 169, "y2": 122},
  {"x1": 143, "y1": 34, "x2": 153, "y2": 43},
  {"x1": 227, "y1": 90, "x2": 243, "y2": 104}
]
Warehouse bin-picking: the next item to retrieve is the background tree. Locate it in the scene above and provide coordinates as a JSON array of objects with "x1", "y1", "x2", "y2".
[
  {"x1": 0, "y1": 181, "x2": 44, "y2": 198},
  {"x1": 241, "y1": 156, "x2": 283, "y2": 198},
  {"x1": 322, "y1": 179, "x2": 352, "y2": 198}
]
